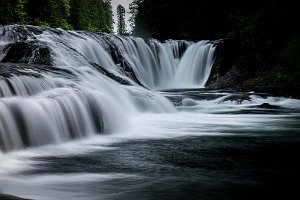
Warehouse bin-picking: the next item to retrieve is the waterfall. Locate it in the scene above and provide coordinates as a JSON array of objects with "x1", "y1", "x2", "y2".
[
  {"x1": 0, "y1": 25, "x2": 216, "y2": 152},
  {"x1": 173, "y1": 41, "x2": 216, "y2": 88},
  {"x1": 107, "y1": 37, "x2": 216, "y2": 89},
  {"x1": 112, "y1": 37, "x2": 192, "y2": 88}
]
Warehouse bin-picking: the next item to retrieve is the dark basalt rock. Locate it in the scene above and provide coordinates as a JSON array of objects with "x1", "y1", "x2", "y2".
[
  {"x1": 0, "y1": 62, "x2": 76, "y2": 79},
  {"x1": 0, "y1": 25, "x2": 62, "y2": 41},
  {"x1": 206, "y1": 39, "x2": 241, "y2": 87},
  {"x1": 2, "y1": 41, "x2": 52, "y2": 65},
  {"x1": 256, "y1": 103, "x2": 281, "y2": 109},
  {"x1": 0, "y1": 62, "x2": 43, "y2": 78},
  {"x1": 206, "y1": 39, "x2": 300, "y2": 99},
  {"x1": 90, "y1": 62, "x2": 138, "y2": 87},
  {"x1": 164, "y1": 95, "x2": 183, "y2": 106},
  {"x1": 221, "y1": 94, "x2": 254, "y2": 104}
]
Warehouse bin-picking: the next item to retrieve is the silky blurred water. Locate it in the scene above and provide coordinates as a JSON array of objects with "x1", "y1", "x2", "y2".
[{"x1": 1, "y1": 89, "x2": 299, "y2": 200}]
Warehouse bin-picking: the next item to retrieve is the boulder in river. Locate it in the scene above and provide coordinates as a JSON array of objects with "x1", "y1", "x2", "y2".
[{"x1": 221, "y1": 94, "x2": 254, "y2": 104}]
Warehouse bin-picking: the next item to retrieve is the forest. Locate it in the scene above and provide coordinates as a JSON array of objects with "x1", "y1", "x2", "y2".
[{"x1": 0, "y1": 0, "x2": 113, "y2": 32}]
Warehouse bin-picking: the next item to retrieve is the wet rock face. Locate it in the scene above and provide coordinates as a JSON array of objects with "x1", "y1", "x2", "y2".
[
  {"x1": 221, "y1": 94, "x2": 254, "y2": 104},
  {"x1": 89, "y1": 62, "x2": 135, "y2": 86},
  {"x1": 2, "y1": 41, "x2": 52, "y2": 65},
  {"x1": 257, "y1": 103, "x2": 281, "y2": 109},
  {"x1": 0, "y1": 25, "x2": 61, "y2": 42},
  {"x1": 206, "y1": 39, "x2": 241, "y2": 88},
  {"x1": 0, "y1": 62, "x2": 44, "y2": 78},
  {"x1": 205, "y1": 39, "x2": 299, "y2": 98},
  {"x1": 0, "y1": 25, "x2": 66, "y2": 66},
  {"x1": 206, "y1": 39, "x2": 256, "y2": 91}
]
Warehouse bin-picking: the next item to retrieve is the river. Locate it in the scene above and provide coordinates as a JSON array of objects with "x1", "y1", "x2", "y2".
[{"x1": 1, "y1": 25, "x2": 299, "y2": 200}]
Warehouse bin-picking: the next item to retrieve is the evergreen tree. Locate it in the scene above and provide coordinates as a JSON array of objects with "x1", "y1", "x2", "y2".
[
  {"x1": 27, "y1": 0, "x2": 72, "y2": 29},
  {"x1": 0, "y1": 0, "x2": 28, "y2": 25},
  {"x1": 70, "y1": 0, "x2": 113, "y2": 32},
  {"x1": 0, "y1": 0, "x2": 113, "y2": 32},
  {"x1": 128, "y1": 0, "x2": 143, "y2": 33},
  {"x1": 102, "y1": 0, "x2": 114, "y2": 32},
  {"x1": 117, "y1": 4, "x2": 126, "y2": 35}
]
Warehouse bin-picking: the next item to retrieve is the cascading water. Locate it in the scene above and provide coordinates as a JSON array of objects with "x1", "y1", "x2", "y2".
[
  {"x1": 112, "y1": 37, "x2": 191, "y2": 88},
  {"x1": 1, "y1": 25, "x2": 300, "y2": 200},
  {"x1": 0, "y1": 25, "x2": 179, "y2": 152},
  {"x1": 0, "y1": 25, "x2": 216, "y2": 152},
  {"x1": 109, "y1": 37, "x2": 216, "y2": 89},
  {"x1": 0, "y1": 63, "x2": 176, "y2": 152},
  {"x1": 173, "y1": 41, "x2": 216, "y2": 88}
]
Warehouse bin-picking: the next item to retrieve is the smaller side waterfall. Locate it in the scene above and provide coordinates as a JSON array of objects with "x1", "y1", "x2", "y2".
[
  {"x1": 172, "y1": 41, "x2": 216, "y2": 88},
  {"x1": 112, "y1": 37, "x2": 193, "y2": 88},
  {"x1": 112, "y1": 37, "x2": 216, "y2": 89}
]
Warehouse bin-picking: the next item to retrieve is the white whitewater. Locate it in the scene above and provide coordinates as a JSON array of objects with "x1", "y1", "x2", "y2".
[
  {"x1": 0, "y1": 26, "x2": 177, "y2": 152},
  {"x1": 113, "y1": 37, "x2": 216, "y2": 89},
  {"x1": 0, "y1": 66, "x2": 176, "y2": 152},
  {"x1": 0, "y1": 26, "x2": 217, "y2": 90},
  {"x1": 173, "y1": 41, "x2": 216, "y2": 88},
  {"x1": 114, "y1": 37, "x2": 187, "y2": 88},
  {"x1": 0, "y1": 25, "x2": 216, "y2": 152}
]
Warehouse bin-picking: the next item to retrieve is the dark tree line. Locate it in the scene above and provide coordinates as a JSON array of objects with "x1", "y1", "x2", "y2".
[
  {"x1": 70, "y1": 0, "x2": 113, "y2": 32},
  {"x1": 0, "y1": 0, "x2": 113, "y2": 32},
  {"x1": 129, "y1": 0, "x2": 298, "y2": 40}
]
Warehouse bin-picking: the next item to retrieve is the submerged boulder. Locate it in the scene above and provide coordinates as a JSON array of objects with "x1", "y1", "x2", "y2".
[
  {"x1": 221, "y1": 94, "x2": 253, "y2": 104},
  {"x1": 256, "y1": 103, "x2": 281, "y2": 109},
  {"x1": 182, "y1": 98, "x2": 198, "y2": 106}
]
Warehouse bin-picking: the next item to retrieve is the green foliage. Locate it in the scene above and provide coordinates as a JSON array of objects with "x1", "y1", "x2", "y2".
[
  {"x1": 272, "y1": 72, "x2": 292, "y2": 83},
  {"x1": 33, "y1": 20, "x2": 51, "y2": 28},
  {"x1": 0, "y1": 0, "x2": 113, "y2": 33},
  {"x1": 244, "y1": 71, "x2": 292, "y2": 86},
  {"x1": 70, "y1": 0, "x2": 113, "y2": 32},
  {"x1": 129, "y1": 0, "x2": 231, "y2": 39},
  {"x1": 128, "y1": 0, "x2": 143, "y2": 32},
  {"x1": 0, "y1": 0, "x2": 29, "y2": 25},
  {"x1": 279, "y1": 32, "x2": 300, "y2": 89},
  {"x1": 244, "y1": 76, "x2": 264, "y2": 85},
  {"x1": 26, "y1": 0, "x2": 72, "y2": 29},
  {"x1": 280, "y1": 32, "x2": 300, "y2": 72},
  {"x1": 227, "y1": 1, "x2": 299, "y2": 67}
]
